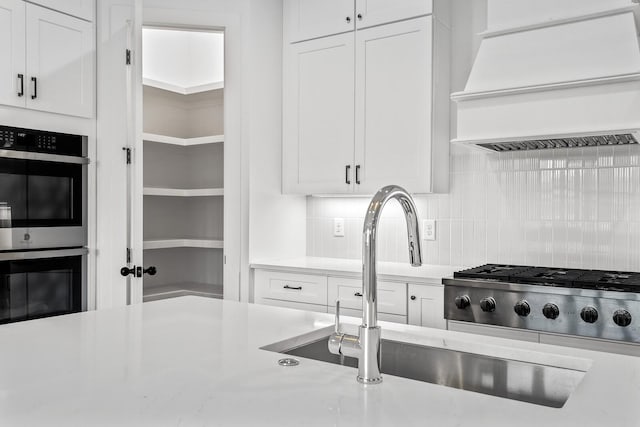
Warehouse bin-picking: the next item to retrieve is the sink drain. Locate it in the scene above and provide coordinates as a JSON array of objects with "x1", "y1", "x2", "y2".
[{"x1": 278, "y1": 357, "x2": 300, "y2": 367}]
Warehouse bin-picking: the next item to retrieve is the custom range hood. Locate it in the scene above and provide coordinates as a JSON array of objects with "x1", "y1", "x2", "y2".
[{"x1": 452, "y1": 0, "x2": 640, "y2": 152}]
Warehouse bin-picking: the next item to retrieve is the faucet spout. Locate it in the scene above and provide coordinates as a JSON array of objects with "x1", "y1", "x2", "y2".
[
  {"x1": 362, "y1": 185, "x2": 423, "y2": 328},
  {"x1": 328, "y1": 185, "x2": 423, "y2": 385}
]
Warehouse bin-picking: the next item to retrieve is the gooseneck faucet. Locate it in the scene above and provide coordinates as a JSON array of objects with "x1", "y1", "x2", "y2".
[{"x1": 328, "y1": 185, "x2": 423, "y2": 384}]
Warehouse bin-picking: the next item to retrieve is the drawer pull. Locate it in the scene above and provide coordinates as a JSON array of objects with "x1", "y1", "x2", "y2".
[
  {"x1": 354, "y1": 292, "x2": 363, "y2": 297},
  {"x1": 284, "y1": 285, "x2": 302, "y2": 291}
]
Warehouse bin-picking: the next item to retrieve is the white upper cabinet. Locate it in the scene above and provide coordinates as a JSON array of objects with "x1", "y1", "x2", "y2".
[
  {"x1": 282, "y1": 1, "x2": 450, "y2": 195},
  {"x1": 284, "y1": 0, "x2": 354, "y2": 43},
  {"x1": 282, "y1": 33, "x2": 355, "y2": 194},
  {"x1": 27, "y1": 0, "x2": 94, "y2": 22},
  {"x1": 25, "y1": 3, "x2": 94, "y2": 117},
  {"x1": 355, "y1": 0, "x2": 432, "y2": 30},
  {"x1": 0, "y1": 0, "x2": 25, "y2": 108},
  {"x1": 354, "y1": 17, "x2": 433, "y2": 193}
]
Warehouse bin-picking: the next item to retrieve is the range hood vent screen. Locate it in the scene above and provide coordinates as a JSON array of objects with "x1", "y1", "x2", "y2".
[{"x1": 478, "y1": 133, "x2": 639, "y2": 152}]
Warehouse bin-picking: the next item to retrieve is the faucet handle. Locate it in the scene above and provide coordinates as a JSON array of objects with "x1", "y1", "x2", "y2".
[{"x1": 334, "y1": 299, "x2": 341, "y2": 333}]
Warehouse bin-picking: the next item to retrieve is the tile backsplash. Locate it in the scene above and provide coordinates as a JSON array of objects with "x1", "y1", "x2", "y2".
[{"x1": 306, "y1": 144, "x2": 640, "y2": 271}]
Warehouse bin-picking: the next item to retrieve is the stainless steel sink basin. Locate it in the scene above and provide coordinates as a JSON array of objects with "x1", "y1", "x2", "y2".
[{"x1": 261, "y1": 327, "x2": 588, "y2": 408}]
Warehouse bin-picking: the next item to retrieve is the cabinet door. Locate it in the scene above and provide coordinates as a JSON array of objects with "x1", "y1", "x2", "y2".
[
  {"x1": 284, "y1": 0, "x2": 354, "y2": 43},
  {"x1": 355, "y1": 0, "x2": 432, "y2": 30},
  {"x1": 407, "y1": 283, "x2": 445, "y2": 328},
  {"x1": 354, "y1": 16, "x2": 433, "y2": 194},
  {"x1": 283, "y1": 33, "x2": 355, "y2": 194},
  {"x1": 328, "y1": 276, "x2": 407, "y2": 316},
  {"x1": 0, "y1": 0, "x2": 25, "y2": 108},
  {"x1": 25, "y1": 4, "x2": 94, "y2": 118},
  {"x1": 27, "y1": 0, "x2": 94, "y2": 22}
]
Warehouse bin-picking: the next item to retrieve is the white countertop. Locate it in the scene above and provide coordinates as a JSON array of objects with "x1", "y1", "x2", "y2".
[
  {"x1": 1, "y1": 296, "x2": 639, "y2": 426},
  {"x1": 250, "y1": 256, "x2": 464, "y2": 284}
]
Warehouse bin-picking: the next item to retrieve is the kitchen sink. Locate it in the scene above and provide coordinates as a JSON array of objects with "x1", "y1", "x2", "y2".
[{"x1": 261, "y1": 327, "x2": 588, "y2": 408}]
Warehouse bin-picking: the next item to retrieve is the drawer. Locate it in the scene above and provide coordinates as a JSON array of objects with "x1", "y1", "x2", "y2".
[
  {"x1": 259, "y1": 299, "x2": 328, "y2": 314},
  {"x1": 328, "y1": 306, "x2": 407, "y2": 325},
  {"x1": 254, "y1": 270, "x2": 328, "y2": 306},
  {"x1": 328, "y1": 277, "x2": 407, "y2": 316}
]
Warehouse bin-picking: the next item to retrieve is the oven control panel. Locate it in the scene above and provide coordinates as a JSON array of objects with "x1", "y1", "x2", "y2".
[{"x1": 0, "y1": 126, "x2": 84, "y2": 157}]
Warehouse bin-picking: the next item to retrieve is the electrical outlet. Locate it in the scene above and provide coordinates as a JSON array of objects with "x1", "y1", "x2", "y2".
[
  {"x1": 423, "y1": 219, "x2": 436, "y2": 241},
  {"x1": 334, "y1": 218, "x2": 345, "y2": 237}
]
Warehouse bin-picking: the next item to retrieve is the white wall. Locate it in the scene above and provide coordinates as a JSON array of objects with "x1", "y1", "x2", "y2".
[{"x1": 306, "y1": 0, "x2": 640, "y2": 272}]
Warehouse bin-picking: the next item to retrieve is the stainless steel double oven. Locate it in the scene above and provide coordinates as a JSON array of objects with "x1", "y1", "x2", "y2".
[{"x1": 0, "y1": 125, "x2": 88, "y2": 324}]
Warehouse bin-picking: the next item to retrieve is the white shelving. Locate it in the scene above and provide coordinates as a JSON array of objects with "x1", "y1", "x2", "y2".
[
  {"x1": 143, "y1": 239, "x2": 224, "y2": 250},
  {"x1": 143, "y1": 187, "x2": 224, "y2": 197},
  {"x1": 143, "y1": 132, "x2": 224, "y2": 146},
  {"x1": 143, "y1": 78, "x2": 224, "y2": 95},
  {"x1": 143, "y1": 282, "x2": 223, "y2": 302}
]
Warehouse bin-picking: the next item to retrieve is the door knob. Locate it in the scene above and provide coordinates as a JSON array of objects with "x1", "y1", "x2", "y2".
[
  {"x1": 120, "y1": 265, "x2": 157, "y2": 277},
  {"x1": 143, "y1": 266, "x2": 157, "y2": 276},
  {"x1": 120, "y1": 266, "x2": 136, "y2": 277}
]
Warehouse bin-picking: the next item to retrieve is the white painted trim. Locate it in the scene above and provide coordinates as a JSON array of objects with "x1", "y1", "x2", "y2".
[
  {"x1": 142, "y1": 132, "x2": 224, "y2": 146},
  {"x1": 143, "y1": 281, "x2": 223, "y2": 302},
  {"x1": 480, "y1": 4, "x2": 639, "y2": 38},
  {"x1": 451, "y1": 72, "x2": 640, "y2": 102},
  {"x1": 143, "y1": 77, "x2": 224, "y2": 94},
  {"x1": 143, "y1": 187, "x2": 224, "y2": 197},
  {"x1": 143, "y1": 239, "x2": 224, "y2": 250}
]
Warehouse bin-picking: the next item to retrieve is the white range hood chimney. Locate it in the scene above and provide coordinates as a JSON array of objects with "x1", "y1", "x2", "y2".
[{"x1": 452, "y1": 0, "x2": 640, "y2": 152}]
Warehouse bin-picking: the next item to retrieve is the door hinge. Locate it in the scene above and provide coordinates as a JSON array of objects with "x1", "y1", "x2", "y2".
[
  {"x1": 126, "y1": 247, "x2": 131, "y2": 263},
  {"x1": 126, "y1": 49, "x2": 132, "y2": 65},
  {"x1": 123, "y1": 147, "x2": 131, "y2": 164}
]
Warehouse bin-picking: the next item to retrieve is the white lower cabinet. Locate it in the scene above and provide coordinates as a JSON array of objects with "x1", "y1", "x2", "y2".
[
  {"x1": 327, "y1": 277, "x2": 406, "y2": 316},
  {"x1": 447, "y1": 321, "x2": 539, "y2": 343},
  {"x1": 407, "y1": 283, "x2": 446, "y2": 329},
  {"x1": 254, "y1": 270, "x2": 328, "y2": 307}
]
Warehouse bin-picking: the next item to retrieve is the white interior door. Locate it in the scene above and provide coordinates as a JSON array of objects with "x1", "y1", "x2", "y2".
[
  {"x1": 96, "y1": 0, "x2": 142, "y2": 308},
  {"x1": 283, "y1": 32, "x2": 356, "y2": 194},
  {"x1": 25, "y1": 3, "x2": 94, "y2": 118},
  {"x1": 354, "y1": 16, "x2": 433, "y2": 194},
  {"x1": 0, "y1": 0, "x2": 25, "y2": 108}
]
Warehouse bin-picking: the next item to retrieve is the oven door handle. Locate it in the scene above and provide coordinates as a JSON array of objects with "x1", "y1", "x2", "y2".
[
  {"x1": 0, "y1": 149, "x2": 89, "y2": 165},
  {"x1": 0, "y1": 248, "x2": 88, "y2": 262}
]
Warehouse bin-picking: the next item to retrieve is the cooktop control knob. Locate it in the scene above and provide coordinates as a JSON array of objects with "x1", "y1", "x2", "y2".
[
  {"x1": 542, "y1": 303, "x2": 560, "y2": 320},
  {"x1": 613, "y1": 310, "x2": 632, "y2": 327},
  {"x1": 580, "y1": 306, "x2": 599, "y2": 323},
  {"x1": 454, "y1": 295, "x2": 471, "y2": 310},
  {"x1": 514, "y1": 300, "x2": 531, "y2": 317},
  {"x1": 480, "y1": 297, "x2": 496, "y2": 313}
]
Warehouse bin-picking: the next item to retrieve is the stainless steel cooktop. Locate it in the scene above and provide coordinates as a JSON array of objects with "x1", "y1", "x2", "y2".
[{"x1": 443, "y1": 264, "x2": 640, "y2": 343}]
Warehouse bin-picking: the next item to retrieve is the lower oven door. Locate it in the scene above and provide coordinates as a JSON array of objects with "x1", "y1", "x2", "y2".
[{"x1": 0, "y1": 248, "x2": 87, "y2": 324}]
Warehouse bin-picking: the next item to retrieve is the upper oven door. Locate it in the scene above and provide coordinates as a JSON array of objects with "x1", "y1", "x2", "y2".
[{"x1": 26, "y1": 159, "x2": 83, "y2": 228}]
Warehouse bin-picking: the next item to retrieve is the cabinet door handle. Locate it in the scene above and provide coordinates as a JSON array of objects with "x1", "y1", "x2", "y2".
[
  {"x1": 355, "y1": 165, "x2": 361, "y2": 184},
  {"x1": 30, "y1": 77, "x2": 37, "y2": 100},
  {"x1": 17, "y1": 74, "x2": 24, "y2": 97},
  {"x1": 284, "y1": 285, "x2": 302, "y2": 291},
  {"x1": 346, "y1": 16, "x2": 351, "y2": 23},
  {"x1": 345, "y1": 165, "x2": 351, "y2": 184},
  {"x1": 354, "y1": 292, "x2": 363, "y2": 297},
  {"x1": 410, "y1": 295, "x2": 416, "y2": 301},
  {"x1": 357, "y1": 13, "x2": 363, "y2": 20}
]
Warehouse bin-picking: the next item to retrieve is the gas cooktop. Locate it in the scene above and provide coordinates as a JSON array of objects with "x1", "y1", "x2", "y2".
[
  {"x1": 453, "y1": 264, "x2": 640, "y2": 292},
  {"x1": 444, "y1": 264, "x2": 640, "y2": 343}
]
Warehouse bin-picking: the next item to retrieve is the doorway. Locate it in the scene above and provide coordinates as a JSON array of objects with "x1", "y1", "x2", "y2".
[{"x1": 140, "y1": 27, "x2": 225, "y2": 302}]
